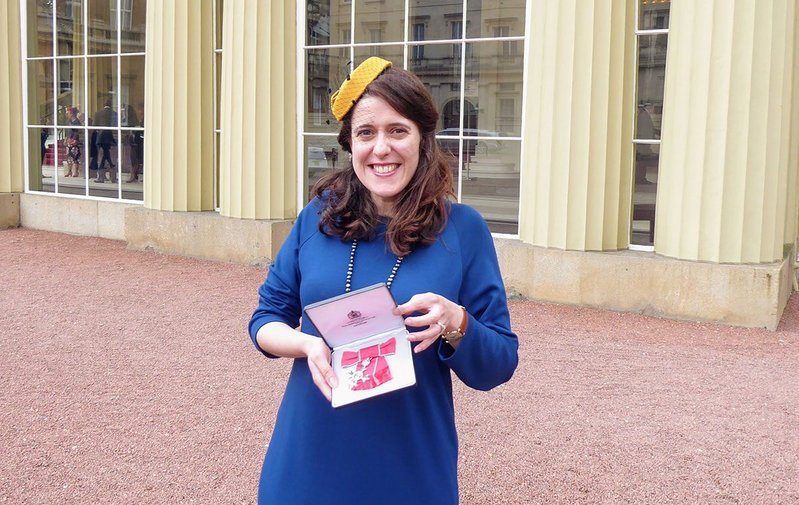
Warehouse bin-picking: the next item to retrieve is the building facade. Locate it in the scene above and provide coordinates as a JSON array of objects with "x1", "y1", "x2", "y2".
[{"x1": 1, "y1": 0, "x2": 798, "y2": 329}]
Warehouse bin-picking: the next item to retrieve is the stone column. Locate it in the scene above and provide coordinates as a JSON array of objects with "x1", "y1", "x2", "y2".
[
  {"x1": 0, "y1": 0, "x2": 23, "y2": 194},
  {"x1": 519, "y1": 0, "x2": 636, "y2": 250},
  {"x1": 656, "y1": 0, "x2": 798, "y2": 263},
  {"x1": 143, "y1": 0, "x2": 214, "y2": 211},
  {"x1": 218, "y1": 0, "x2": 297, "y2": 219}
]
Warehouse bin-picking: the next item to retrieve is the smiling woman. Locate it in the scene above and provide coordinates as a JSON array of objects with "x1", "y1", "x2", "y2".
[{"x1": 248, "y1": 57, "x2": 518, "y2": 505}]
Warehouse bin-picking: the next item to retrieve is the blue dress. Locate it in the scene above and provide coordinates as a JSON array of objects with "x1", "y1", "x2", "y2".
[{"x1": 249, "y1": 198, "x2": 518, "y2": 505}]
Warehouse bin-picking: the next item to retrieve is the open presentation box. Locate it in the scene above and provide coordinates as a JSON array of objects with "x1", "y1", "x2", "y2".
[{"x1": 304, "y1": 283, "x2": 417, "y2": 408}]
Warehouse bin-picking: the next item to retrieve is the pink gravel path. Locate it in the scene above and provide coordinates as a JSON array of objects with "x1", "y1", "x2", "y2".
[{"x1": 1, "y1": 228, "x2": 798, "y2": 504}]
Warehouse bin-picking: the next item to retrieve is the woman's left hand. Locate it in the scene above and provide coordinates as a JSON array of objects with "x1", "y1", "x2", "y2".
[{"x1": 394, "y1": 293, "x2": 463, "y2": 353}]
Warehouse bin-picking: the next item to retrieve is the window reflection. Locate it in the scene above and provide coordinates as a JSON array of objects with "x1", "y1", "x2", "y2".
[
  {"x1": 57, "y1": 59, "x2": 85, "y2": 126},
  {"x1": 354, "y1": 0, "x2": 403, "y2": 43},
  {"x1": 305, "y1": 136, "x2": 344, "y2": 201},
  {"x1": 466, "y1": 0, "x2": 526, "y2": 39},
  {"x1": 409, "y1": 43, "x2": 461, "y2": 133},
  {"x1": 409, "y1": 1, "x2": 463, "y2": 41},
  {"x1": 28, "y1": 60, "x2": 54, "y2": 125},
  {"x1": 632, "y1": 144, "x2": 659, "y2": 245},
  {"x1": 26, "y1": 0, "x2": 145, "y2": 201},
  {"x1": 27, "y1": 0, "x2": 53, "y2": 57},
  {"x1": 29, "y1": 128, "x2": 55, "y2": 192},
  {"x1": 639, "y1": 0, "x2": 671, "y2": 30},
  {"x1": 465, "y1": 41, "x2": 524, "y2": 136},
  {"x1": 120, "y1": 0, "x2": 147, "y2": 53},
  {"x1": 636, "y1": 34, "x2": 666, "y2": 139},
  {"x1": 306, "y1": 49, "x2": 349, "y2": 134},
  {"x1": 461, "y1": 139, "x2": 521, "y2": 234},
  {"x1": 57, "y1": 0, "x2": 84, "y2": 56},
  {"x1": 307, "y1": 0, "x2": 351, "y2": 46},
  {"x1": 87, "y1": 57, "x2": 117, "y2": 119},
  {"x1": 89, "y1": 0, "x2": 119, "y2": 54},
  {"x1": 632, "y1": 2, "x2": 670, "y2": 247}
]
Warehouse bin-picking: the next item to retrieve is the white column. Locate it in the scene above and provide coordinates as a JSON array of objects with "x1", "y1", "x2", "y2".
[{"x1": 218, "y1": 0, "x2": 297, "y2": 220}]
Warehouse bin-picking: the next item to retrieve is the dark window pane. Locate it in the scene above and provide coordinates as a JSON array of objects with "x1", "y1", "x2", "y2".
[
  {"x1": 29, "y1": 127, "x2": 56, "y2": 192},
  {"x1": 120, "y1": 55, "x2": 145, "y2": 124},
  {"x1": 28, "y1": 60, "x2": 54, "y2": 125},
  {"x1": 409, "y1": 43, "x2": 461, "y2": 133},
  {"x1": 88, "y1": 129, "x2": 120, "y2": 197},
  {"x1": 121, "y1": 0, "x2": 146, "y2": 53},
  {"x1": 57, "y1": 58, "x2": 85, "y2": 126},
  {"x1": 461, "y1": 139, "x2": 521, "y2": 234},
  {"x1": 409, "y1": 1, "x2": 463, "y2": 41},
  {"x1": 632, "y1": 143, "x2": 659, "y2": 246},
  {"x1": 304, "y1": 135, "x2": 343, "y2": 203},
  {"x1": 87, "y1": 56, "x2": 118, "y2": 122},
  {"x1": 27, "y1": 0, "x2": 53, "y2": 57},
  {"x1": 465, "y1": 41, "x2": 524, "y2": 136},
  {"x1": 354, "y1": 0, "x2": 403, "y2": 43},
  {"x1": 305, "y1": 49, "x2": 349, "y2": 134},
  {"x1": 639, "y1": 0, "x2": 671, "y2": 30},
  {"x1": 216, "y1": 0, "x2": 224, "y2": 49},
  {"x1": 466, "y1": 0, "x2": 526, "y2": 39},
  {"x1": 57, "y1": 0, "x2": 84, "y2": 56},
  {"x1": 307, "y1": 0, "x2": 351, "y2": 46},
  {"x1": 89, "y1": 0, "x2": 118, "y2": 54}
]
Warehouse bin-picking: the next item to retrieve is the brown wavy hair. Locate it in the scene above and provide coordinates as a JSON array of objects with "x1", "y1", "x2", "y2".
[{"x1": 311, "y1": 66, "x2": 455, "y2": 257}]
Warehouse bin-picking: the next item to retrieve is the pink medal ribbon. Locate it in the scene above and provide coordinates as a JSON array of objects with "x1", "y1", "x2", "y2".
[{"x1": 340, "y1": 337, "x2": 396, "y2": 391}]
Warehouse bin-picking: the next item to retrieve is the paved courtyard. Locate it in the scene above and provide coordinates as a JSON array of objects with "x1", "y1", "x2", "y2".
[{"x1": 1, "y1": 228, "x2": 798, "y2": 504}]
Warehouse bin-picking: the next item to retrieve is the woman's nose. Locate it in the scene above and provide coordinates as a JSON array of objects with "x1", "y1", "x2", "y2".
[{"x1": 373, "y1": 133, "x2": 391, "y2": 156}]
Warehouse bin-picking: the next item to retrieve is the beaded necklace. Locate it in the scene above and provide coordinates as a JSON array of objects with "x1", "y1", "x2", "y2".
[{"x1": 344, "y1": 239, "x2": 404, "y2": 293}]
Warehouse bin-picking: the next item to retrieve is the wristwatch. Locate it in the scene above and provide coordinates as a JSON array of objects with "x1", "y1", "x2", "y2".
[{"x1": 442, "y1": 306, "x2": 468, "y2": 346}]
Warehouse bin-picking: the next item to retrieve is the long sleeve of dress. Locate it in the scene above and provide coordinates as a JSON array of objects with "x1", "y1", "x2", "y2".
[
  {"x1": 437, "y1": 204, "x2": 519, "y2": 390},
  {"x1": 247, "y1": 203, "x2": 308, "y2": 358}
]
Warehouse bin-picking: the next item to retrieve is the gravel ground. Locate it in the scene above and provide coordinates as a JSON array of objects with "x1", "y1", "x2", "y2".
[{"x1": 1, "y1": 228, "x2": 798, "y2": 504}]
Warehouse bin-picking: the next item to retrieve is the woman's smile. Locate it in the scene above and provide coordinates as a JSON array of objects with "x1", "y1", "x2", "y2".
[{"x1": 371, "y1": 163, "x2": 399, "y2": 175}]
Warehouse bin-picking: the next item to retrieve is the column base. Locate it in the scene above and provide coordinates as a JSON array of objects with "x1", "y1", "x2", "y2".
[
  {"x1": 0, "y1": 193, "x2": 20, "y2": 229},
  {"x1": 125, "y1": 207, "x2": 293, "y2": 267},
  {"x1": 495, "y1": 239, "x2": 794, "y2": 330}
]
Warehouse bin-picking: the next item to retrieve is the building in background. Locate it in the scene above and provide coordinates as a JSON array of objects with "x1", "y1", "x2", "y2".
[{"x1": 1, "y1": 0, "x2": 798, "y2": 329}]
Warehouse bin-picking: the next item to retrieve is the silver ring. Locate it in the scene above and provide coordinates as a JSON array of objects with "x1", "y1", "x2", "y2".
[{"x1": 435, "y1": 321, "x2": 447, "y2": 335}]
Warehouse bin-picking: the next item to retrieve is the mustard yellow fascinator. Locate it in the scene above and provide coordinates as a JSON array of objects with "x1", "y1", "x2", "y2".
[{"x1": 329, "y1": 57, "x2": 393, "y2": 121}]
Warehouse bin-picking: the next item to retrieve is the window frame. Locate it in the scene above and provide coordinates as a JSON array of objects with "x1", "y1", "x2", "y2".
[
  {"x1": 629, "y1": 1, "x2": 670, "y2": 251},
  {"x1": 298, "y1": 0, "x2": 528, "y2": 238},
  {"x1": 21, "y1": 0, "x2": 146, "y2": 202}
]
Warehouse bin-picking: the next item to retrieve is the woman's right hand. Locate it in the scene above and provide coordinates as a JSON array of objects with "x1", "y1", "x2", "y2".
[
  {"x1": 302, "y1": 336, "x2": 338, "y2": 401},
  {"x1": 255, "y1": 322, "x2": 339, "y2": 402}
]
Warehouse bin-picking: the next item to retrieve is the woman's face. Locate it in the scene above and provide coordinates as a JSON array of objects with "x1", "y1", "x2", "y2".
[{"x1": 350, "y1": 95, "x2": 421, "y2": 217}]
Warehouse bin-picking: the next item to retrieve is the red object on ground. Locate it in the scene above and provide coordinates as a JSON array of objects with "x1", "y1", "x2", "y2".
[{"x1": 1, "y1": 228, "x2": 798, "y2": 504}]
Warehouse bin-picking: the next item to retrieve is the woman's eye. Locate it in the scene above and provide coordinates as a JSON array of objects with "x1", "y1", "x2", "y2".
[{"x1": 355, "y1": 129, "x2": 373, "y2": 138}]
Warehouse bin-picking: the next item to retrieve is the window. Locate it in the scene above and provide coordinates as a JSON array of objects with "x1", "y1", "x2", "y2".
[
  {"x1": 412, "y1": 23, "x2": 425, "y2": 60},
  {"x1": 25, "y1": 0, "x2": 146, "y2": 201},
  {"x1": 111, "y1": 0, "x2": 134, "y2": 31},
  {"x1": 493, "y1": 26, "x2": 517, "y2": 57},
  {"x1": 451, "y1": 21, "x2": 462, "y2": 59},
  {"x1": 631, "y1": 0, "x2": 671, "y2": 247},
  {"x1": 302, "y1": 0, "x2": 527, "y2": 235}
]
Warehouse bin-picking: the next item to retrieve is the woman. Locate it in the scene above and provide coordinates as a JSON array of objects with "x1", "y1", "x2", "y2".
[
  {"x1": 249, "y1": 57, "x2": 518, "y2": 504},
  {"x1": 64, "y1": 107, "x2": 82, "y2": 177}
]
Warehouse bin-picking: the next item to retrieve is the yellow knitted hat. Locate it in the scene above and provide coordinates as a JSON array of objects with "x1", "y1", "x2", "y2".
[{"x1": 330, "y1": 57, "x2": 393, "y2": 121}]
